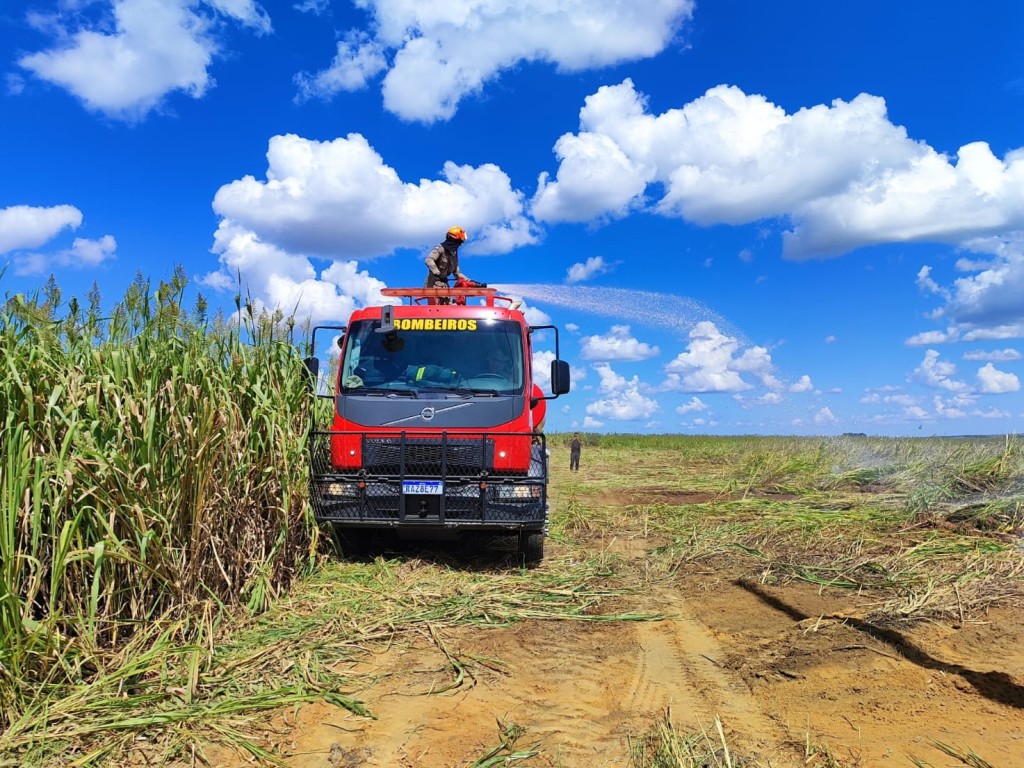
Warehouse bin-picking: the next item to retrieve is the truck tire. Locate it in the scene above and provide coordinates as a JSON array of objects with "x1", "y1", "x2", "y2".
[{"x1": 518, "y1": 531, "x2": 544, "y2": 567}]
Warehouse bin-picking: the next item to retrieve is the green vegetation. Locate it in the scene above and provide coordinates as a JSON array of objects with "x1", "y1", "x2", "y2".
[
  {"x1": 2, "y1": 273, "x2": 1020, "y2": 765},
  {"x1": 627, "y1": 711, "x2": 850, "y2": 768},
  {"x1": 914, "y1": 741, "x2": 995, "y2": 768},
  {"x1": 1, "y1": 271, "x2": 318, "y2": 758},
  {"x1": 630, "y1": 711, "x2": 739, "y2": 768},
  {"x1": 468, "y1": 720, "x2": 539, "y2": 767},
  {"x1": 559, "y1": 433, "x2": 1024, "y2": 620}
]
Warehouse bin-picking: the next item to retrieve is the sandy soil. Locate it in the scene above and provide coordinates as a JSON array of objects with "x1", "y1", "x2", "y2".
[
  {"x1": 203, "y1": 516, "x2": 1024, "y2": 768},
  {"x1": 187, "y1": 441, "x2": 1024, "y2": 768}
]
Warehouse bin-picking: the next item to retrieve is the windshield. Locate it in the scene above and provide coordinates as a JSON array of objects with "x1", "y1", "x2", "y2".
[{"x1": 340, "y1": 318, "x2": 525, "y2": 395}]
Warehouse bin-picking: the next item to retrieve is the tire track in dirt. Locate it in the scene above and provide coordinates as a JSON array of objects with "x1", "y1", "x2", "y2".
[
  {"x1": 597, "y1": 534, "x2": 787, "y2": 758},
  {"x1": 246, "y1": 535, "x2": 794, "y2": 768},
  {"x1": 629, "y1": 600, "x2": 784, "y2": 753},
  {"x1": 671, "y1": 569, "x2": 1024, "y2": 766}
]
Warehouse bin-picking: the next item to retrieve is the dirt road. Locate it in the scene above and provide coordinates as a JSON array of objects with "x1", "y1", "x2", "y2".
[
  {"x1": 209, "y1": 447, "x2": 1024, "y2": 767},
  {"x1": 250, "y1": 551, "x2": 1023, "y2": 766}
]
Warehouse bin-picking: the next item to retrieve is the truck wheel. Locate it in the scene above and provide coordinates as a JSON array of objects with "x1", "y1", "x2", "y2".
[
  {"x1": 330, "y1": 526, "x2": 373, "y2": 560},
  {"x1": 518, "y1": 531, "x2": 544, "y2": 566}
]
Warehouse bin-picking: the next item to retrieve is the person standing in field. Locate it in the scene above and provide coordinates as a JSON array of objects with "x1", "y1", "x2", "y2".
[{"x1": 569, "y1": 432, "x2": 582, "y2": 471}]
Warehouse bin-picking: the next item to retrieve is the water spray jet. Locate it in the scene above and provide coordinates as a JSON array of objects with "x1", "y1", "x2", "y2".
[{"x1": 492, "y1": 283, "x2": 749, "y2": 344}]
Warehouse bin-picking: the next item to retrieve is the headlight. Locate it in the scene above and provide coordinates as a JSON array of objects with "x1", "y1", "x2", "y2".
[
  {"x1": 495, "y1": 485, "x2": 539, "y2": 500},
  {"x1": 321, "y1": 482, "x2": 361, "y2": 498}
]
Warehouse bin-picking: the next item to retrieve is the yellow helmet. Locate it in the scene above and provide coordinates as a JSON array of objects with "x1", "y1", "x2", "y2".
[{"x1": 446, "y1": 226, "x2": 467, "y2": 241}]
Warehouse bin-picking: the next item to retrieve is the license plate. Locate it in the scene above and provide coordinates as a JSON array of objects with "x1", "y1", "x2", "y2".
[{"x1": 403, "y1": 480, "x2": 443, "y2": 495}]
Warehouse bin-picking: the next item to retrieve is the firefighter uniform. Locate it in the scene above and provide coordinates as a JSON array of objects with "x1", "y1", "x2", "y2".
[
  {"x1": 423, "y1": 242, "x2": 466, "y2": 288},
  {"x1": 424, "y1": 226, "x2": 468, "y2": 289}
]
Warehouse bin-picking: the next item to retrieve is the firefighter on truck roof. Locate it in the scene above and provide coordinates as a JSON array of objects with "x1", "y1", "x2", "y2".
[{"x1": 424, "y1": 226, "x2": 469, "y2": 292}]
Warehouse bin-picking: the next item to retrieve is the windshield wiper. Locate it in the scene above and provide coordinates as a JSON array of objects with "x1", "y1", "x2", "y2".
[
  {"x1": 446, "y1": 387, "x2": 503, "y2": 397},
  {"x1": 344, "y1": 386, "x2": 419, "y2": 398}
]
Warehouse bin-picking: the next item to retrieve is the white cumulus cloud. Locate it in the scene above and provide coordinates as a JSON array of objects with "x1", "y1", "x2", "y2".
[
  {"x1": 911, "y1": 350, "x2": 969, "y2": 392},
  {"x1": 294, "y1": 0, "x2": 329, "y2": 13},
  {"x1": 63, "y1": 235, "x2": 117, "y2": 268},
  {"x1": 200, "y1": 129, "x2": 541, "y2": 340},
  {"x1": 861, "y1": 391, "x2": 919, "y2": 407},
  {"x1": 976, "y1": 363, "x2": 1020, "y2": 394},
  {"x1": 0, "y1": 204, "x2": 83, "y2": 254},
  {"x1": 532, "y1": 349, "x2": 553, "y2": 393},
  {"x1": 676, "y1": 396, "x2": 708, "y2": 415},
  {"x1": 565, "y1": 255, "x2": 612, "y2": 283},
  {"x1": 19, "y1": 0, "x2": 270, "y2": 120},
  {"x1": 519, "y1": 301, "x2": 552, "y2": 327},
  {"x1": 201, "y1": 220, "x2": 388, "y2": 324},
  {"x1": 917, "y1": 238, "x2": 1024, "y2": 339},
  {"x1": 789, "y1": 375, "x2": 813, "y2": 393},
  {"x1": 532, "y1": 130, "x2": 649, "y2": 222},
  {"x1": 963, "y1": 348, "x2": 1021, "y2": 362},
  {"x1": 295, "y1": 30, "x2": 387, "y2": 99},
  {"x1": 212, "y1": 133, "x2": 536, "y2": 260},
  {"x1": 14, "y1": 235, "x2": 118, "y2": 276},
  {"x1": 906, "y1": 329, "x2": 959, "y2": 346},
  {"x1": 531, "y1": 79, "x2": 1024, "y2": 259},
  {"x1": 963, "y1": 325, "x2": 1024, "y2": 341},
  {"x1": 814, "y1": 407, "x2": 837, "y2": 424},
  {"x1": 734, "y1": 391, "x2": 783, "y2": 407},
  {"x1": 299, "y1": 0, "x2": 694, "y2": 123},
  {"x1": 580, "y1": 324, "x2": 659, "y2": 361},
  {"x1": 586, "y1": 362, "x2": 660, "y2": 421},
  {"x1": 660, "y1": 321, "x2": 779, "y2": 393}
]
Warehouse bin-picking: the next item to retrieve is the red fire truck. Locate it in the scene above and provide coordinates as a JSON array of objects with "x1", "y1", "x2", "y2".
[{"x1": 305, "y1": 284, "x2": 570, "y2": 564}]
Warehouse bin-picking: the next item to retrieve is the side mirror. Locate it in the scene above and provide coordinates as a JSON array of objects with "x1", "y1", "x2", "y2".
[{"x1": 550, "y1": 359, "x2": 570, "y2": 395}]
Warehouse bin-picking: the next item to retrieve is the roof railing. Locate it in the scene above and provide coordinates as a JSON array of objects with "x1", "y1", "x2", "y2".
[{"x1": 381, "y1": 287, "x2": 518, "y2": 308}]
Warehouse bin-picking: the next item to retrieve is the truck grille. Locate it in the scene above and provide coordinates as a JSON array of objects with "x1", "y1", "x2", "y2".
[{"x1": 363, "y1": 436, "x2": 492, "y2": 475}]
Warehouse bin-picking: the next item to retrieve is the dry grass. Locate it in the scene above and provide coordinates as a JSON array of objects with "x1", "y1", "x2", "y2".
[{"x1": 553, "y1": 434, "x2": 1024, "y2": 622}]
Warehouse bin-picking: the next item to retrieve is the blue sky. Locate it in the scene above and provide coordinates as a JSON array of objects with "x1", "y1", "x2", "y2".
[{"x1": 3, "y1": 0, "x2": 1024, "y2": 436}]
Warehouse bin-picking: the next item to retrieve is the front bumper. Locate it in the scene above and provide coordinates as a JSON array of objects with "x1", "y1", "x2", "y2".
[{"x1": 309, "y1": 431, "x2": 547, "y2": 531}]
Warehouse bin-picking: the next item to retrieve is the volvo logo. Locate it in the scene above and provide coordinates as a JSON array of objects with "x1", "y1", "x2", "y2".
[{"x1": 382, "y1": 402, "x2": 473, "y2": 426}]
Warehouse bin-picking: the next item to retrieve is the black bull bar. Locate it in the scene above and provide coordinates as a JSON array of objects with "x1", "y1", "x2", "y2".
[{"x1": 309, "y1": 431, "x2": 548, "y2": 529}]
